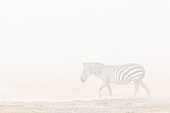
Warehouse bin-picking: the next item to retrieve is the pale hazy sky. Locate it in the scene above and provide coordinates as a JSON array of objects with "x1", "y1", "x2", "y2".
[
  {"x1": 0, "y1": 0, "x2": 170, "y2": 64},
  {"x1": 0, "y1": 0, "x2": 170, "y2": 101}
]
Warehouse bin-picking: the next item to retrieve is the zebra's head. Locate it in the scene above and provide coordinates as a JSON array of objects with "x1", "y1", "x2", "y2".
[
  {"x1": 81, "y1": 63, "x2": 91, "y2": 83},
  {"x1": 81, "y1": 62, "x2": 104, "y2": 83}
]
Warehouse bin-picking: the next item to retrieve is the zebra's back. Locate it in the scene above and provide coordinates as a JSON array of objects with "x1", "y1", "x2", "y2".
[{"x1": 102, "y1": 63, "x2": 145, "y2": 85}]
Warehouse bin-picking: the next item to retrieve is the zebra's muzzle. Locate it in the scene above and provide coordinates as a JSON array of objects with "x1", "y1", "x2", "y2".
[{"x1": 81, "y1": 78, "x2": 86, "y2": 83}]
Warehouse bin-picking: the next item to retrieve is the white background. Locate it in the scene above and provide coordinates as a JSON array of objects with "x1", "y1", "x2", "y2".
[{"x1": 0, "y1": 0, "x2": 170, "y2": 101}]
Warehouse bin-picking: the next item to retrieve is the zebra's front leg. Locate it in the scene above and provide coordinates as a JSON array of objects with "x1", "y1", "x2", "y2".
[
  {"x1": 106, "y1": 83, "x2": 113, "y2": 99},
  {"x1": 99, "y1": 83, "x2": 106, "y2": 98}
]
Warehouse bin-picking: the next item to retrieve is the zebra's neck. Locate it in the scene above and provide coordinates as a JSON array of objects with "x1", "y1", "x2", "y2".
[{"x1": 88, "y1": 63, "x2": 104, "y2": 76}]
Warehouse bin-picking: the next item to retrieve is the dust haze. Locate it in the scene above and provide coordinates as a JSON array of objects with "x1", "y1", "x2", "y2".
[{"x1": 0, "y1": 0, "x2": 170, "y2": 112}]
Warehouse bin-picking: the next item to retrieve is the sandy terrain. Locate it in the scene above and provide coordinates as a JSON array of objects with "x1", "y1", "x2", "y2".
[{"x1": 0, "y1": 98, "x2": 170, "y2": 113}]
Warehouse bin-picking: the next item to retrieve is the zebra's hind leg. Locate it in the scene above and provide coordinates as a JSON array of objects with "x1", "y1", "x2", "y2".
[
  {"x1": 133, "y1": 83, "x2": 139, "y2": 98},
  {"x1": 99, "y1": 83, "x2": 106, "y2": 98},
  {"x1": 139, "y1": 81, "x2": 152, "y2": 98}
]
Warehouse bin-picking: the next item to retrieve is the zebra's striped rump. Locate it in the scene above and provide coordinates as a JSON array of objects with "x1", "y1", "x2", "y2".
[{"x1": 112, "y1": 63, "x2": 145, "y2": 84}]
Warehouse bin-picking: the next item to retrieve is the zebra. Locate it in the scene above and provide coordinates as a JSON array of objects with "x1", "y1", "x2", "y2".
[{"x1": 81, "y1": 62, "x2": 151, "y2": 98}]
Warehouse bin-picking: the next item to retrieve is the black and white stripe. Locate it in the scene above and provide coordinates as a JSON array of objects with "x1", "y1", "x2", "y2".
[{"x1": 81, "y1": 62, "x2": 151, "y2": 98}]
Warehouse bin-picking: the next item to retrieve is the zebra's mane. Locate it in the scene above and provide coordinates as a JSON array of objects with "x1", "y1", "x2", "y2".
[
  {"x1": 83, "y1": 62, "x2": 104, "y2": 67},
  {"x1": 83, "y1": 62, "x2": 104, "y2": 76}
]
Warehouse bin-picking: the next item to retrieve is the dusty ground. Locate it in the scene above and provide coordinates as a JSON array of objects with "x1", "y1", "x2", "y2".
[{"x1": 0, "y1": 98, "x2": 170, "y2": 113}]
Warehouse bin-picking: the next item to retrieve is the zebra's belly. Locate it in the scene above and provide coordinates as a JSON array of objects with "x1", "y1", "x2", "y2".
[{"x1": 110, "y1": 80, "x2": 130, "y2": 85}]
